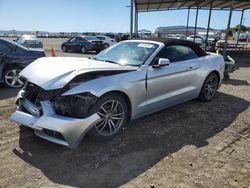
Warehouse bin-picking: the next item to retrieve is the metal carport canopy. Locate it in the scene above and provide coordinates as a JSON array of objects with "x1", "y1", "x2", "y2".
[{"x1": 135, "y1": 0, "x2": 250, "y2": 12}]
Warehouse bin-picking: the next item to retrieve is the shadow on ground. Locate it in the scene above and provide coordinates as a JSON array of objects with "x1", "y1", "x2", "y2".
[
  {"x1": 223, "y1": 79, "x2": 249, "y2": 86},
  {"x1": 13, "y1": 92, "x2": 250, "y2": 187},
  {"x1": 0, "y1": 84, "x2": 19, "y2": 100}
]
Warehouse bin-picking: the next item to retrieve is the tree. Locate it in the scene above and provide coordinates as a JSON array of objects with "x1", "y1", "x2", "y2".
[{"x1": 235, "y1": 24, "x2": 248, "y2": 32}]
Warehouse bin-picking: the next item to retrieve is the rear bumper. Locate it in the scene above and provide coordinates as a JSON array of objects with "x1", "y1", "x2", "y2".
[{"x1": 10, "y1": 91, "x2": 101, "y2": 148}]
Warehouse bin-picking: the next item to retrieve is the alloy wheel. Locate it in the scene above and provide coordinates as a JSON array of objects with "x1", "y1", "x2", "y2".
[
  {"x1": 205, "y1": 75, "x2": 218, "y2": 100},
  {"x1": 96, "y1": 100, "x2": 125, "y2": 136},
  {"x1": 103, "y1": 43, "x2": 109, "y2": 49},
  {"x1": 4, "y1": 69, "x2": 24, "y2": 88}
]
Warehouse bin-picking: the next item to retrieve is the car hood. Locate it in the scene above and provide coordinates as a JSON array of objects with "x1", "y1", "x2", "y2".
[{"x1": 20, "y1": 57, "x2": 137, "y2": 90}]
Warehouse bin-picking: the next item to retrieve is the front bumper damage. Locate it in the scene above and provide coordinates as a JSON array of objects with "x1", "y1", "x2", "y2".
[{"x1": 10, "y1": 90, "x2": 101, "y2": 148}]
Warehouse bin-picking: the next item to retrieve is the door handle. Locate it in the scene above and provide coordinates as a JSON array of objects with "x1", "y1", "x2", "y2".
[
  {"x1": 187, "y1": 66, "x2": 199, "y2": 71},
  {"x1": 187, "y1": 67, "x2": 193, "y2": 70}
]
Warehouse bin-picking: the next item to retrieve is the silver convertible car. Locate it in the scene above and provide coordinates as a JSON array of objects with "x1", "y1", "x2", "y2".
[{"x1": 10, "y1": 39, "x2": 225, "y2": 148}]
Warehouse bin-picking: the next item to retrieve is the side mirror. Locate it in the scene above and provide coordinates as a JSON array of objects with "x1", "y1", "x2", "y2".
[{"x1": 153, "y1": 58, "x2": 170, "y2": 68}]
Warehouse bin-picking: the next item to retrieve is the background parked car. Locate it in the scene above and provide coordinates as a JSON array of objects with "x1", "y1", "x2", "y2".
[
  {"x1": 239, "y1": 33, "x2": 250, "y2": 42},
  {"x1": 15, "y1": 35, "x2": 43, "y2": 49},
  {"x1": 166, "y1": 34, "x2": 186, "y2": 40},
  {"x1": 96, "y1": 36, "x2": 117, "y2": 48},
  {"x1": 186, "y1": 35, "x2": 204, "y2": 45},
  {"x1": 61, "y1": 36, "x2": 104, "y2": 54},
  {"x1": 0, "y1": 38, "x2": 45, "y2": 88}
]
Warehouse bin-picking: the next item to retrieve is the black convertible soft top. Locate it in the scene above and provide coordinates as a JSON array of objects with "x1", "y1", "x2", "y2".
[{"x1": 140, "y1": 38, "x2": 207, "y2": 57}]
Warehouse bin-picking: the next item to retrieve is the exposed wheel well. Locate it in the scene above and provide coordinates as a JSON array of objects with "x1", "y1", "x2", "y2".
[
  {"x1": 210, "y1": 70, "x2": 220, "y2": 84},
  {"x1": 100, "y1": 91, "x2": 132, "y2": 120}
]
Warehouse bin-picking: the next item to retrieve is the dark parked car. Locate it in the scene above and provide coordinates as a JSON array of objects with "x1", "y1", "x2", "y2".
[
  {"x1": 61, "y1": 36, "x2": 104, "y2": 54},
  {"x1": 0, "y1": 38, "x2": 45, "y2": 88}
]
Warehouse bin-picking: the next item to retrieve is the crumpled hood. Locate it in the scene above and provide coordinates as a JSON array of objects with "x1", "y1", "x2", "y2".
[{"x1": 20, "y1": 57, "x2": 137, "y2": 90}]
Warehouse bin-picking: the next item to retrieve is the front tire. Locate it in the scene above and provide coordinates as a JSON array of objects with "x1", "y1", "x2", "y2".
[
  {"x1": 62, "y1": 45, "x2": 67, "y2": 52},
  {"x1": 3, "y1": 67, "x2": 24, "y2": 88},
  {"x1": 198, "y1": 72, "x2": 219, "y2": 102},
  {"x1": 88, "y1": 94, "x2": 129, "y2": 140}
]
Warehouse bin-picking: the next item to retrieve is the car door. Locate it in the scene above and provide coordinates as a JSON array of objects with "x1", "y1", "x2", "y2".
[
  {"x1": 0, "y1": 41, "x2": 10, "y2": 77},
  {"x1": 67, "y1": 37, "x2": 77, "y2": 51},
  {"x1": 75, "y1": 37, "x2": 87, "y2": 51},
  {"x1": 146, "y1": 45, "x2": 200, "y2": 112}
]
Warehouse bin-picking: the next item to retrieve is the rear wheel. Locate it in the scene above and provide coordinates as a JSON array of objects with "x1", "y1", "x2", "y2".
[
  {"x1": 88, "y1": 94, "x2": 129, "y2": 140},
  {"x1": 81, "y1": 46, "x2": 86, "y2": 54},
  {"x1": 103, "y1": 43, "x2": 109, "y2": 49},
  {"x1": 3, "y1": 67, "x2": 24, "y2": 88},
  {"x1": 198, "y1": 72, "x2": 219, "y2": 102}
]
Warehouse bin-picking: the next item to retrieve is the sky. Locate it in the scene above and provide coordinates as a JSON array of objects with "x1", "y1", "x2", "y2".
[{"x1": 0, "y1": 0, "x2": 249, "y2": 33}]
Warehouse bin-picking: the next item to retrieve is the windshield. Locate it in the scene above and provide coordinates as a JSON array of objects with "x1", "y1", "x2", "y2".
[{"x1": 95, "y1": 42, "x2": 158, "y2": 66}]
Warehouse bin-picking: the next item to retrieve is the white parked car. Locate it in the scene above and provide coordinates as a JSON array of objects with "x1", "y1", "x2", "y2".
[
  {"x1": 10, "y1": 39, "x2": 225, "y2": 148},
  {"x1": 187, "y1": 35, "x2": 204, "y2": 45},
  {"x1": 96, "y1": 36, "x2": 117, "y2": 49},
  {"x1": 166, "y1": 34, "x2": 186, "y2": 40},
  {"x1": 15, "y1": 35, "x2": 43, "y2": 49}
]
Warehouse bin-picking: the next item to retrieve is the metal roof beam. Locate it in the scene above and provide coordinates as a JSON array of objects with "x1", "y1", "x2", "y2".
[
  {"x1": 199, "y1": 0, "x2": 212, "y2": 8},
  {"x1": 178, "y1": 1, "x2": 189, "y2": 8},
  {"x1": 136, "y1": 0, "x2": 184, "y2": 6},
  {"x1": 156, "y1": 0, "x2": 164, "y2": 10},
  {"x1": 234, "y1": 2, "x2": 250, "y2": 9},
  {"x1": 135, "y1": 0, "x2": 250, "y2": 11},
  {"x1": 147, "y1": 0, "x2": 150, "y2": 11},
  {"x1": 211, "y1": 0, "x2": 229, "y2": 8},
  {"x1": 220, "y1": 0, "x2": 238, "y2": 9},
  {"x1": 169, "y1": 0, "x2": 178, "y2": 9},
  {"x1": 234, "y1": 2, "x2": 250, "y2": 10}
]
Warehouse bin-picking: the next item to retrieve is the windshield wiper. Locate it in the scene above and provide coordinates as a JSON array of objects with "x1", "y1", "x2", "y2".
[
  {"x1": 103, "y1": 60, "x2": 119, "y2": 64},
  {"x1": 96, "y1": 59, "x2": 120, "y2": 65}
]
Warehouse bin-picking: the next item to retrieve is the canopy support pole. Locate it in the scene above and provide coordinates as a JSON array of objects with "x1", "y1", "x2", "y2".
[
  {"x1": 193, "y1": 2, "x2": 199, "y2": 42},
  {"x1": 134, "y1": 9, "x2": 138, "y2": 38},
  {"x1": 186, "y1": 8, "x2": 190, "y2": 37},
  {"x1": 205, "y1": 0, "x2": 213, "y2": 51},
  {"x1": 130, "y1": 0, "x2": 134, "y2": 39},
  {"x1": 223, "y1": 0, "x2": 234, "y2": 58},
  {"x1": 236, "y1": 10, "x2": 244, "y2": 47}
]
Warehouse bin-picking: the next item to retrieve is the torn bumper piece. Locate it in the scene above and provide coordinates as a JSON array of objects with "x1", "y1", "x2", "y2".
[{"x1": 10, "y1": 99, "x2": 101, "y2": 148}]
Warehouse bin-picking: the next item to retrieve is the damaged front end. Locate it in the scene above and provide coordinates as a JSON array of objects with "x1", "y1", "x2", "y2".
[{"x1": 10, "y1": 81, "x2": 101, "y2": 148}]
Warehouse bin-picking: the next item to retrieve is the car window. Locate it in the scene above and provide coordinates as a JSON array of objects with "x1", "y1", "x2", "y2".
[
  {"x1": 96, "y1": 37, "x2": 105, "y2": 40},
  {"x1": 76, "y1": 37, "x2": 86, "y2": 42},
  {"x1": 85, "y1": 36, "x2": 98, "y2": 41},
  {"x1": 157, "y1": 45, "x2": 198, "y2": 63},
  {"x1": 69, "y1": 38, "x2": 76, "y2": 42},
  {"x1": 0, "y1": 42, "x2": 10, "y2": 53}
]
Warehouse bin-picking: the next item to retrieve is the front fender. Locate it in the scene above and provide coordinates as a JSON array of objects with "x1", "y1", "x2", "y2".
[
  {"x1": 62, "y1": 73, "x2": 133, "y2": 97},
  {"x1": 62, "y1": 69, "x2": 147, "y2": 119}
]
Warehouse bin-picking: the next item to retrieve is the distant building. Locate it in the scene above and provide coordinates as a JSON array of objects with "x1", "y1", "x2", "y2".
[
  {"x1": 155, "y1": 25, "x2": 222, "y2": 39},
  {"x1": 138, "y1": 29, "x2": 152, "y2": 38}
]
